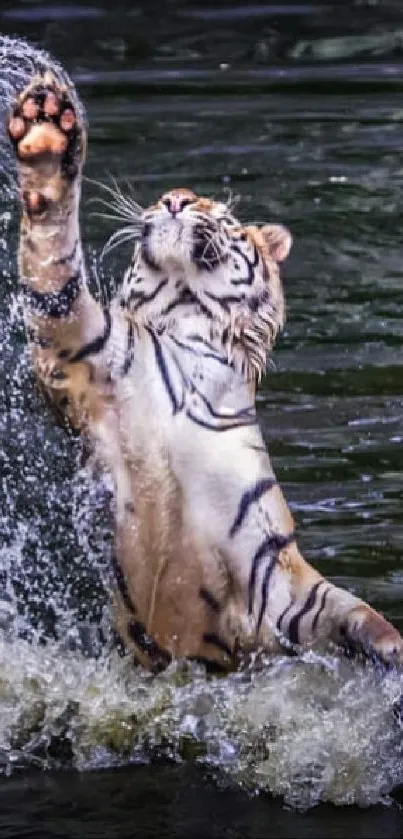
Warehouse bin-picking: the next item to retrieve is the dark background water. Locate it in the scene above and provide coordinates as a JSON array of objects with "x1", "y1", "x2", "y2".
[{"x1": 1, "y1": 0, "x2": 403, "y2": 836}]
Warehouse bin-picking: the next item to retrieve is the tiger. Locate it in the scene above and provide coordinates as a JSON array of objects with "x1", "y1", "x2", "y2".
[{"x1": 5, "y1": 59, "x2": 403, "y2": 675}]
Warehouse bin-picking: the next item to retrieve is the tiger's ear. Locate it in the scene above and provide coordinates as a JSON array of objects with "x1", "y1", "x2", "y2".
[{"x1": 261, "y1": 224, "x2": 292, "y2": 263}]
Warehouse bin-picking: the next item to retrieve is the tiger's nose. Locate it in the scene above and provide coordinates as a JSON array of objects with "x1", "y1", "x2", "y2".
[{"x1": 162, "y1": 193, "x2": 193, "y2": 216}]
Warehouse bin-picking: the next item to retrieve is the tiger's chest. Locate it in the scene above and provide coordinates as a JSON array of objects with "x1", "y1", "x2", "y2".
[{"x1": 77, "y1": 318, "x2": 274, "y2": 667}]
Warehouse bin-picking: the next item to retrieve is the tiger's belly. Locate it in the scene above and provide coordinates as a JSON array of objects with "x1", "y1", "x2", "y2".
[
  {"x1": 88, "y1": 329, "x2": 284, "y2": 670},
  {"x1": 112, "y1": 460, "x2": 250, "y2": 671},
  {"x1": 88, "y1": 389, "x2": 240, "y2": 670}
]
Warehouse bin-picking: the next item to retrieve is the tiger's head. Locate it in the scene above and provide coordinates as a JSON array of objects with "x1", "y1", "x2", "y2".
[{"x1": 118, "y1": 187, "x2": 292, "y2": 379}]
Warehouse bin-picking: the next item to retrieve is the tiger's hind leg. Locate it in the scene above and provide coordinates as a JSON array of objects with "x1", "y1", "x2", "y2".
[
  {"x1": 276, "y1": 541, "x2": 403, "y2": 668},
  {"x1": 222, "y1": 531, "x2": 403, "y2": 669},
  {"x1": 7, "y1": 71, "x2": 107, "y2": 428},
  {"x1": 212, "y1": 467, "x2": 403, "y2": 669}
]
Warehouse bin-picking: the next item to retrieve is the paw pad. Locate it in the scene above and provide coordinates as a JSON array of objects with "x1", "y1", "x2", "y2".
[{"x1": 7, "y1": 75, "x2": 83, "y2": 177}]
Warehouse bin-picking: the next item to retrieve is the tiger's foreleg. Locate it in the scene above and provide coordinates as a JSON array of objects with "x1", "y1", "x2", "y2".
[{"x1": 8, "y1": 71, "x2": 108, "y2": 428}]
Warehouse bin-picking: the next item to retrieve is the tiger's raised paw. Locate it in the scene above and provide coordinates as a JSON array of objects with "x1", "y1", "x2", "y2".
[{"x1": 7, "y1": 71, "x2": 85, "y2": 180}]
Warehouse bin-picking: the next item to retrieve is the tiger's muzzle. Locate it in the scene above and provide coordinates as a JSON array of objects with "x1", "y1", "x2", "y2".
[{"x1": 140, "y1": 213, "x2": 226, "y2": 273}]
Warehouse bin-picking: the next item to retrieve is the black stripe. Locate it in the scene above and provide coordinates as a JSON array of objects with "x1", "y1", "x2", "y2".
[
  {"x1": 141, "y1": 231, "x2": 162, "y2": 271},
  {"x1": 312, "y1": 585, "x2": 330, "y2": 633},
  {"x1": 169, "y1": 335, "x2": 229, "y2": 367},
  {"x1": 146, "y1": 328, "x2": 183, "y2": 414},
  {"x1": 256, "y1": 558, "x2": 278, "y2": 633},
  {"x1": 128, "y1": 277, "x2": 168, "y2": 310},
  {"x1": 221, "y1": 326, "x2": 230, "y2": 345},
  {"x1": 185, "y1": 333, "x2": 216, "y2": 347},
  {"x1": 184, "y1": 333, "x2": 230, "y2": 355},
  {"x1": 158, "y1": 288, "x2": 195, "y2": 318},
  {"x1": 21, "y1": 271, "x2": 82, "y2": 318},
  {"x1": 69, "y1": 309, "x2": 112, "y2": 363},
  {"x1": 186, "y1": 410, "x2": 256, "y2": 433},
  {"x1": 197, "y1": 391, "x2": 255, "y2": 422},
  {"x1": 203, "y1": 632, "x2": 233, "y2": 659},
  {"x1": 189, "y1": 656, "x2": 228, "y2": 675},
  {"x1": 276, "y1": 601, "x2": 293, "y2": 631},
  {"x1": 229, "y1": 478, "x2": 277, "y2": 538},
  {"x1": 199, "y1": 586, "x2": 221, "y2": 613},
  {"x1": 121, "y1": 320, "x2": 135, "y2": 376},
  {"x1": 229, "y1": 243, "x2": 259, "y2": 286},
  {"x1": 204, "y1": 291, "x2": 245, "y2": 310},
  {"x1": 54, "y1": 239, "x2": 79, "y2": 266},
  {"x1": 287, "y1": 582, "x2": 323, "y2": 646},
  {"x1": 112, "y1": 555, "x2": 172, "y2": 673},
  {"x1": 248, "y1": 532, "x2": 295, "y2": 615},
  {"x1": 160, "y1": 289, "x2": 214, "y2": 321},
  {"x1": 248, "y1": 295, "x2": 260, "y2": 313},
  {"x1": 127, "y1": 620, "x2": 172, "y2": 673},
  {"x1": 112, "y1": 555, "x2": 136, "y2": 615},
  {"x1": 194, "y1": 299, "x2": 216, "y2": 320}
]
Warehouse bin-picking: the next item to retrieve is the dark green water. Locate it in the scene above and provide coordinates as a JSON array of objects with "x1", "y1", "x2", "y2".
[{"x1": 1, "y1": 0, "x2": 403, "y2": 835}]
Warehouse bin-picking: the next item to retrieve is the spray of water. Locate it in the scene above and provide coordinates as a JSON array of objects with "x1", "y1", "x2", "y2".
[{"x1": 0, "y1": 35, "x2": 402, "y2": 810}]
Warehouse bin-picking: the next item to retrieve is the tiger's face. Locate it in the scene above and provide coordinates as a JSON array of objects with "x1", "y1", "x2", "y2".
[
  {"x1": 140, "y1": 188, "x2": 291, "y2": 277},
  {"x1": 120, "y1": 188, "x2": 292, "y2": 379}
]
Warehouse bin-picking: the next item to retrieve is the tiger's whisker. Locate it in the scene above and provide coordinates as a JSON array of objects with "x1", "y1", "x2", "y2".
[
  {"x1": 109, "y1": 174, "x2": 143, "y2": 216},
  {"x1": 84, "y1": 175, "x2": 143, "y2": 219},
  {"x1": 101, "y1": 236, "x2": 140, "y2": 261},
  {"x1": 100, "y1": 226, "x2": 142, "y2": 260},
  {"x1": 88, "y1": 200, "x2": 142, "y2": 226},
  {"x1": 91, "y1": 210, "x2": 144, "y2": 225}
]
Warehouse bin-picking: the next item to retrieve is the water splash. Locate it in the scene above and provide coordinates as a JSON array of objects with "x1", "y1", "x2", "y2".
[{"x1": 0, "y1": 636, "x2": 401, "y2": 809}]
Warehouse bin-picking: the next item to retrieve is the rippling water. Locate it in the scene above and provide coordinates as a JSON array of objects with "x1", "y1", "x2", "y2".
[{"x1": 0, "y1": 1, "x2": 403, "y2": 835}]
